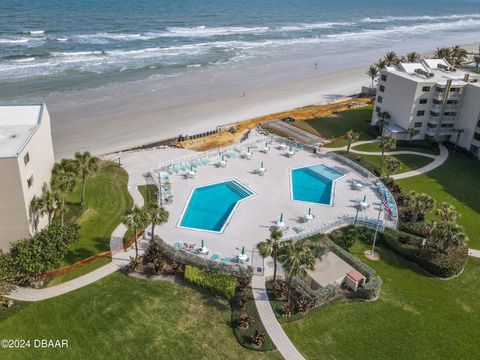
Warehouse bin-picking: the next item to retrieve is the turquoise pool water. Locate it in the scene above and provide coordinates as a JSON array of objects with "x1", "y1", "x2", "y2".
[
  {"x1": 291, "y1": 164, "x2": 344, "y2": 205},
  {"x1": 179, "y1": 180, "x2": 253, "y2": 232}
]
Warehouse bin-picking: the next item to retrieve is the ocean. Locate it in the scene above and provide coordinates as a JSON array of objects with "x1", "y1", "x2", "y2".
[{"x1": 1, "y1": 0, "x2": 480, "y2": 99}]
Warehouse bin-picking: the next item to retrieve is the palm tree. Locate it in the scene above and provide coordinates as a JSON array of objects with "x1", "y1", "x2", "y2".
[
  {"x1": 407, "y1": 191, "x2": 435, "y2": 222},
  {"x1": 436, "y1": 202, "x2": 460, "y2": 224},
  {"x1": 50, "y1": 166, "x2": 76, "y2": 225},
  {"x1": 405, "y1": 51, "x2": 421, "y2": 63},
  {"x1": 406, "y1": 127, "x2": 419, "y2": 142},
  {"x1": 434, "y1": 47, "x2": 452, "y2": 63},
  {"x1": 74, "y1": 151, "x2": 99, "y2": 205},
  {"x1": 451, "y1": 45, "x2": 467, "y2": 66},
  {"x1": 375, "y1": 58, "x2": 388, "y2": 70},
  {"x1": 258, "y1": 228, "x2": 283, "y2": 283},
  {"x1": 366, "y1": 65, "x2": 379, "y2": 88},
  {"x1": 344, "y1": 130, "x2": 360, "y2": 154},
  {"x1": 278, "y1": 241, "x2": 315, "y2": 304},
  {"x1": 376, "y1": 111, "x2": 390, "y2": 138},
  {"x1": 427, "y1": 221, "x2": 467, "y2": 252},
  {"x1": 452, "y1": 127, "x2": 464, "y2": 148},
  {"x1": 122, "y1": 206, "x2": 148, "y2": 259},
  {"x1": 473, "y1": 55, "x2": 480, "y2": 70},
  {"x1": 383, "y1": 51, "x2": 399, "y2": 66},
  {"x1": 379, "y1": 136, "x2": 396, "y2": 175},
  {"x1": 145, "y1": 202, "x2": 169, "y2": 241},
  {"x1": 384, "y1": 156, "x2": 401, "y2": 178},
  {"x1": 35, "y1": 185, "x2": 60, "y2": 226}
]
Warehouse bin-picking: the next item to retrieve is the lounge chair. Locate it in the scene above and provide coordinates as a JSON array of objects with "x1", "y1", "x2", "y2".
[
  {"x1": 222, "y1": 257, "x2": 231, "y2": 264},
  {"x1": 211, "y1": 253, "x2": 221, "y2": 261},
  {"x1": 175, "y1": 242, "x2": 184, "y2": 250}
]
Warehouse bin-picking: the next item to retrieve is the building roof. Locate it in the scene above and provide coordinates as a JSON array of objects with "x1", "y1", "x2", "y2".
[
  {"x1": 0, "y1": 105, "x2": 43, "y2": 158},
  {"x1": 346, "y1": 269, "x2": 365, "y2": 283},
  {"x1": 384, "y1": 58, "x2": 479, "y2": 86}
]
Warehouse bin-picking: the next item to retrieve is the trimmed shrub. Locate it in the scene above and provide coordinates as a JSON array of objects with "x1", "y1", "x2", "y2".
[
  {"x1": 184, "y1": 265, "x2": 237, "y2": 299},
  {"x1": 8, "y1": 223, "x2": 79, "y2": 284},
  {"x1": 417, "y1": 245, "x2": 468, "y2": 278},
  {"x1": 381, "y1": 228, "x2": 467, "y2": 278}
]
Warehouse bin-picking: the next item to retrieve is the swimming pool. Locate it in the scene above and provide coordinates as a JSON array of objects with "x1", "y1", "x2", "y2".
[
  {"x1": 290, "y1": 164, "x2": 344, "y2": 205},
  {"x1": 179, "y1": 180, "x2": 254, "y2": 232}
]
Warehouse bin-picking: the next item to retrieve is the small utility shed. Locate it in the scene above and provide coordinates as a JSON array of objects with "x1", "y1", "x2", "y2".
[{"x1": 304, "y1": 252, "x2": 354, "y2": 290}]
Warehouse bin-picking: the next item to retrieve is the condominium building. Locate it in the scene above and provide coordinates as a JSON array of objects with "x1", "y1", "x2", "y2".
[
  {"x1": 0, "y1": 104, "x2": 55, "y2": 253},
  {"x1": 371, "y1": 58, "x2": 480, "y2": 158}
]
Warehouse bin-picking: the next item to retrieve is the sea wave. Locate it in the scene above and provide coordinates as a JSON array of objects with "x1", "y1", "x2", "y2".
[
  {"x1": 163, "y1": 26, "x2": 269, "y2": 37},
  {"x1": 361, "y1": 14, "x2": 480, "y2": 23},
  {"x1": 0, "y1": 38, "x2": 30, "y2": 44}
]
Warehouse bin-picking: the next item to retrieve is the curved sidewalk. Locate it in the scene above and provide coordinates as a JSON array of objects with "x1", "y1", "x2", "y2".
[
  {"x1": 7, "y1": 183, "x2": 146, "y2": 302},
  {"x1": 252, "y1": 275, "x2": 305, "y2": 360}
]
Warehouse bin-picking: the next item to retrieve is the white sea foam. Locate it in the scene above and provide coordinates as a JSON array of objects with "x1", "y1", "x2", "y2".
[
  {"x1": 163, "y1": 26, "x2": 269, "y2": 37},
  {"x1": 56, "y1": 37, "x2": 69, "y2": 42},
  {"x1": 28, "y1": 30, "x2": 45, "y2": 36},
  {"x1": 362, "y1": 14, "x2": 480, "y2": 23},
  {"x1": 0, "y1": 38, "x2": 30, "y2": 44},
  {"x1": 13, "y1": 57, "x2": 36, "y2": 62}
]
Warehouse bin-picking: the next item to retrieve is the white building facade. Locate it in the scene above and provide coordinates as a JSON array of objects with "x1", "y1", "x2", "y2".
[
  {"x1": 371, "y1": 59, "x2": 480, "y2": 158},
  {"x1": 0, "y1": 104, "x2": 55, "y2": 253}
]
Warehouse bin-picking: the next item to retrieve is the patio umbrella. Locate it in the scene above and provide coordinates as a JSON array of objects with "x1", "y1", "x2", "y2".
[
  {"x1": 363, "y1": 195, "x2": 367, "y2": 202},
  {"x1": 241, "y1": 246, "x2": 245, "y2": 255},
  {"x1": 279, "y1": 213, "x2": 283, "y2": 223},
  {"x1": 261, "y1": 162, "x2": 264, "y2": 168},
  {"x1": 201, "y1": 240, "x2": 205, "y2": 248},
  {"x1": 308, "y1": 207, "x2": 312, "y2": 215}
]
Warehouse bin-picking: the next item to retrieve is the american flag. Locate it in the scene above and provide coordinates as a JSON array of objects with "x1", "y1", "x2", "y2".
[{"x1": 382, "y1": 192, "x2": 393, "y2": 217}]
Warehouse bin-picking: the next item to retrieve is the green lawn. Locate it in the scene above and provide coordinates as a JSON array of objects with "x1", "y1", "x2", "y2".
[
  {"x1": 397, "y1": 153, "x2": 480, "y2": 248},
  {"x1": 283, "y1": 242, "x2": 480, "y2": 360},
  {"x1": 336, "y1": 151, "x2": 434, "y2": 176},
  {"x1": 292, "y1": 107, "x2": 377, "y2": 148},
  {"x1": 361, "y1": 154, "x2": 434, "y2": 175},
  {"x1": 63, "y1": 161, "x2": 133, "y2": 265},
  {"x1": 44, "y1": 257, "x2": 111, "y2": 287},
  {"x1": 353, "y1": 142, "x2": 440, "y2": 155},
  {"x1": 0, "y1": 272, "x2": 280, "y2": 360}
]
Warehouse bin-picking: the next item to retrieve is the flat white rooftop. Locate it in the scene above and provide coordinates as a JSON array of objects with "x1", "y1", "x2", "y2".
[
  {"x1": 0, "y1": 105, "x2": 42, "y2": 158},
  {"x1": 386, "y1": 58, "x2": 480, "y2": 85}
]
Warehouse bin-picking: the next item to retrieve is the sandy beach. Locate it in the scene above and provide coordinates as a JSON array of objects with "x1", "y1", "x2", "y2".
[{"x1": 38, "y1": 41, "x2": 479, "y2": 159}]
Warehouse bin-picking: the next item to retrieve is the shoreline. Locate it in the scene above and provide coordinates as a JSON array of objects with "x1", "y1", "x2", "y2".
[{"x1": 19, "y1": 41, "x2": 480, "y2": 159}]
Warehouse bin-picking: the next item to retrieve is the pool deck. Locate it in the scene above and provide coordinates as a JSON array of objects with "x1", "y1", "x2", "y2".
[{"x1": 145, "y1": 133, "x2": 382, "y2": 262}]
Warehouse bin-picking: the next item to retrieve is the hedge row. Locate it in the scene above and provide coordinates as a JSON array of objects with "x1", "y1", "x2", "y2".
[
  {"x1": 152, "y1": 236, "x2": 253, "y2": 280},
  {"x1": 291, "y1": 277, "x2": 340, "y2": 308},
  {"x1": 184, "y1": 265, "x2": 237, "y2": 299},
  {"x1": 381, "y1": 229, "x2": 468, "y2": 278}
]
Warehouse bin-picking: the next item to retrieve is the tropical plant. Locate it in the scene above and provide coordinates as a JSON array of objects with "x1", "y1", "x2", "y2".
[
  {"x1": 33, "y1": 185, "x2": 60, "y2": 226},
  {"x1": 451, "y1": 45, "x2": 468, "y2": 66},
  {"x1": 406, "y1": 127, "x2": 419, "y2": 142},
  {"x1": 406, "y1": 191, "x2": 436, "y2": 222},
  {"x1": 345, "y1": 130, "x2": 360, "y2": 154},
  {"x1": 384, "y1": 156, "x2": 401, "y2": 178},
  {"x1": 376, "y1": 111, "x2": 390, "y2": 137},
  {"x1": 73, "y1": 151, "x2": 99, "y2": 205},
  {"x1": 404, "y1": 51, "x2": 421, "y2": 63},
  {"x1": 145, "y1": 203, "x2": 169, "y2": 241},
  {"x1": 50, "y1": 165, "x2": 77, "y2": 225},
  {"x1": 250, "y1": 330, "x2": 265, "y2": 347},
  {"x1": 436, "y1": 202, "x2": 460, "y2": 224},
  {"x1": 257, "y1": 227, "x2": 282, "y2": 283},
  {"x1": 474, "y1": 55, "x2": 480, "y2": 69},
  {"x1": 366, "y1": 65, "x2": 379, "y2": 88},
  {"x1": 383, "y1": 51, "x2": 399, "y2": 66},
  {"x1": 122, "y1": 205, "x2": 148, "y2": 259},
  {"x1": 278, "y1": 241, "x2": 315, "y2": 304},
  {"x1": 237, "y1": 313, "x2": 250, "y2": 330},
  {"x1": 295, "y1": 296, "x2": 313, "y2": 314},
  {"x1": 273, "y1": 281, "x2": 288, "y2": 300},
  {"x1": 427, "y1": 221, "x2": 467, "y2": 252},
  {"x1": 379, "y1": 136, "x2": 396, "y2": 175},
  {"x1": 375, "y1": 58, "x2": 388, "y2": 70}
]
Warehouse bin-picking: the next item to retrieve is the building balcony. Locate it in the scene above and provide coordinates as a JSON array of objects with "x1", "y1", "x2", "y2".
[
  {"x1": 433, "y1": 91, "x2": 445, "y2": 100},
  {"x1": 431, "y1": 103, "x2": 442, "y2": 112},
  {"x1": 428, "y1": 116, "x2": 456, "y2": 125},
  {"x1": 425, "y1": 127, "x2": 454, "y2": 137},
  {"x1": 448, "y1": 91, "x2": 462, "y2": 99}
]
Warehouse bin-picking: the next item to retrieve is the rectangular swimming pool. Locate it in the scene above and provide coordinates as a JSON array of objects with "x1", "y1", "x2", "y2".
[
  {"x1": 178, "y1": 180, "x2": 254, "y2": 232},
  {"x1": 290, "y1": 164, "x2": 344, "y2": 205}
]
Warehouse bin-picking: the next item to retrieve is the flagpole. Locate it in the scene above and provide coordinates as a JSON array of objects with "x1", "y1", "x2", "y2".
[{"x1": 371, "y1": 203, "x2": 383, "y2": 255}]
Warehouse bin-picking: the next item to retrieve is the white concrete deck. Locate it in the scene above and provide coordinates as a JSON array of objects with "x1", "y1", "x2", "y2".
[{"x1": 153, "y1": 139, "x2": 382, "y2": 262}]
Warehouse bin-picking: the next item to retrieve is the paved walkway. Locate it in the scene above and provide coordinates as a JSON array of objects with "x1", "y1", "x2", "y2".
[
  {"x1": 252, "y1": 275, "x2": 305, "y2": 360},
  {"x1": 7, "y1": 182, "x2": 147, "y2": 302},
  {"x1": 325, "y1": 140, "x2": 449, "y2": 180},
  {"x1": 468, "y1": 249, "x2": 480, "y2": 258}
]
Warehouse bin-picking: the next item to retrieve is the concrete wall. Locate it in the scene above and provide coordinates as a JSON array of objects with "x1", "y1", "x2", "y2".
[
  {"x1": 0, "y1": 105, "x2": 55, "y2": 252},
  {"x1": 373, "y1": 71, "x2": 429, "y2": 137},
  {"x1": 456, "y1": 84, "x2": 480, "y2": 150}
]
